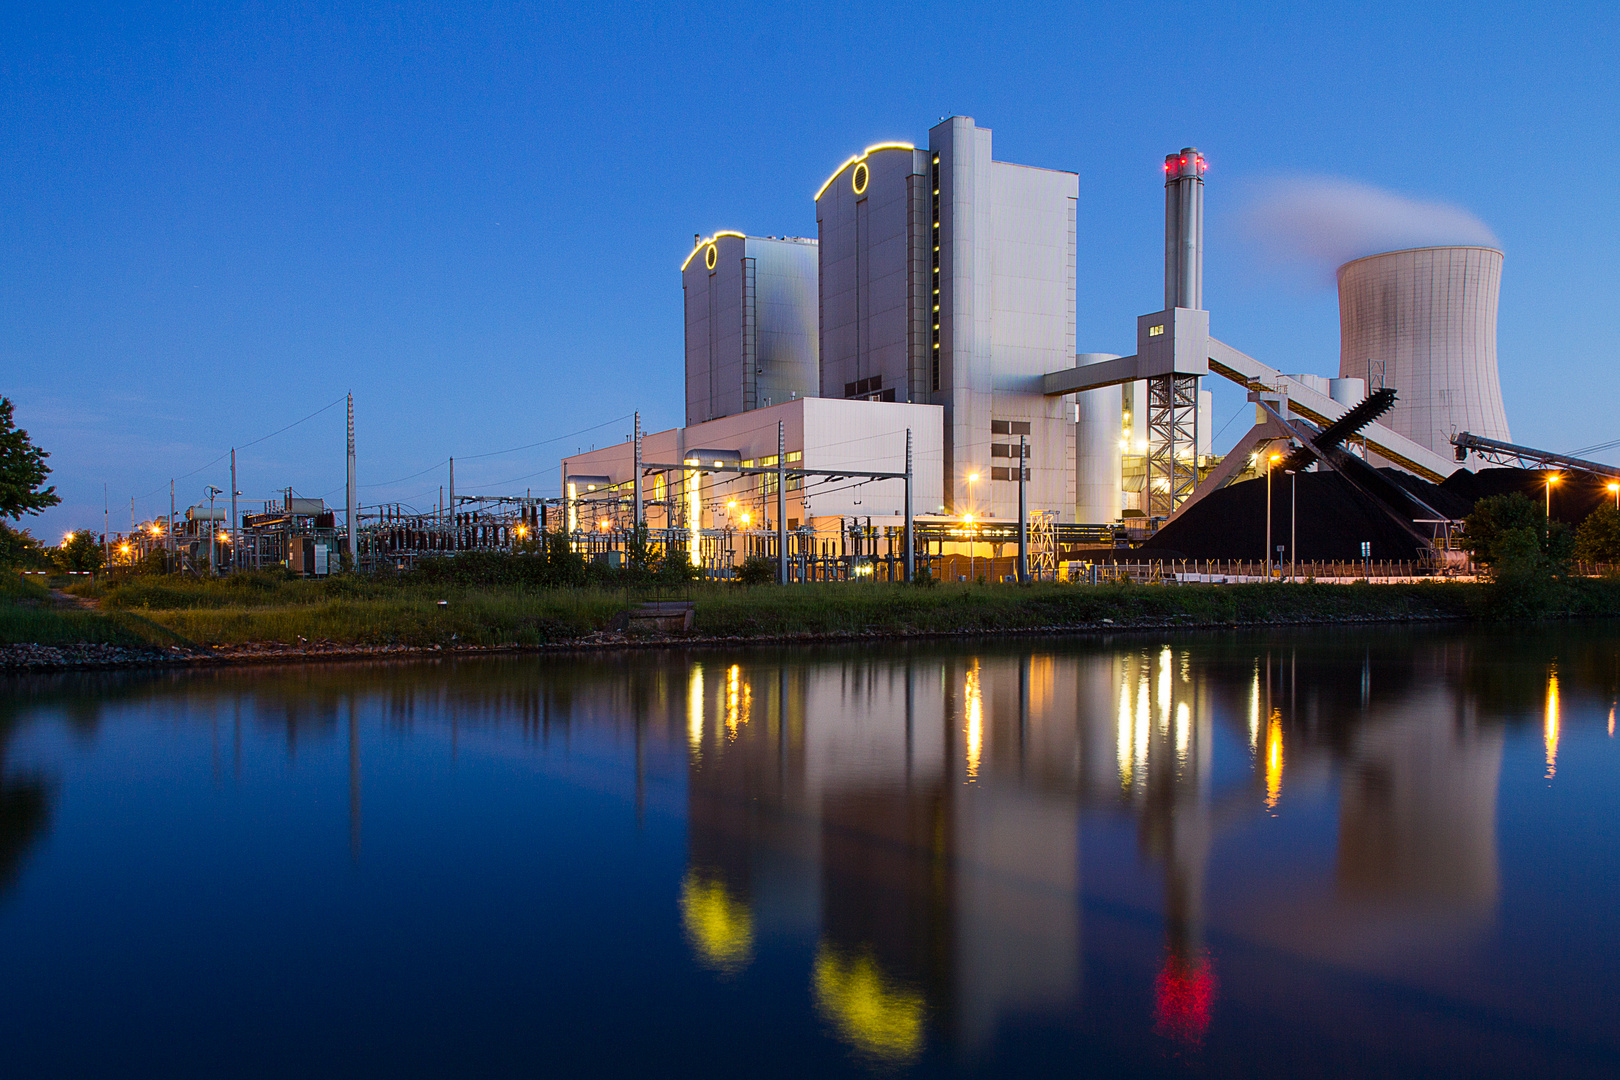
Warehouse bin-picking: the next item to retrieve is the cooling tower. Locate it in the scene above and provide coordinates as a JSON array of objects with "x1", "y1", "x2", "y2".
[{"x1": 1337, "y1": 246, "x2": 1510, "y2": 458}]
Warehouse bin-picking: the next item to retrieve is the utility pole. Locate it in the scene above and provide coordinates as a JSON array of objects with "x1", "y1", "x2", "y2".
[
  {"x1": 1265, "y1": 462, "x2": 1273, "y2": 581},
  {"x1": 1016, "y1": 435, "x2": 1028, "y2": 583},
  {"x1": 345, "y1": 393, "x2": 358, "y2": 569},
  {"x1": 904, "y1": 428, "x2": 914, "y2": 583},
  {"x1": 633, "y1": 412, "x2": 643, "y2": 528},
  {"x1": 776, "y1": 420, "x2": 787, "y2": 585},
  {"x1": 169, "y1": 480, "x2": 176, "y2": 571},
  {"x1": 230, "y1": 448, "x2": 238, "y2": 573},
  {"x1": 103, "y1": 483, "x2": 108, "y2": 568},
  {"x1": 1290, "y1": 469, "x2": 1297, "y2": 583},
  {"x1": 448, "y1": 458, "x2": 455, "y2": 550}
]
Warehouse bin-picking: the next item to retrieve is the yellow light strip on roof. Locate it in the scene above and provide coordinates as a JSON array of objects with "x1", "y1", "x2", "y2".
[
  {"x1": 680, "y1": 230, "x2": 748, "y2": 271},
  {"x1": 812, "y1": 142, "x2": 917, "y2": 202}
]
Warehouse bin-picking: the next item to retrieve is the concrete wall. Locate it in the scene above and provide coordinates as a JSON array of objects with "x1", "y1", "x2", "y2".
[
  {"x1": 685, "y1": 234, "x2": 819, "y2": 425},
  {"x1": 816, "y1": 146, "x2": 929, "y2": 405},
  {"x1": 931, "y1": 117, "x2": 1078, "y2": 521},
  {"x1": 1338, "y1": 246, "x2": 1510, "y2": 457}
]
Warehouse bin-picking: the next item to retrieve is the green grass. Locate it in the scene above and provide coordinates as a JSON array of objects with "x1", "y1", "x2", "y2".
[
  {"x1": 1, "y1": 572, "x2": 157, "y2": 646},
  {"x1": 19, "y1": 571, "x2": 1620, "y2": 652}
]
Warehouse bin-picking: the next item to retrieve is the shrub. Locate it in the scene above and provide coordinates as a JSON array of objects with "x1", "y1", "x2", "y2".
[
  {"x1": 1574, "y1": 504, "x2": 1620, "y2": 563},
  {"x1": 736, "y1": 556, "x2": 776, "y2": 586}
]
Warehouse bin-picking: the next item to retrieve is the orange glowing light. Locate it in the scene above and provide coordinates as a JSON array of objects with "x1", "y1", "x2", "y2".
[
  {"x1": 1264, "y1": 712, "x2": 1284, "y2": 810},
  {"x1": 1545, "y1": 668, "x2": 1560, "y2": 778},
  {"x1": 597, "y1": 519, "x2": 611, "y2": 532}
]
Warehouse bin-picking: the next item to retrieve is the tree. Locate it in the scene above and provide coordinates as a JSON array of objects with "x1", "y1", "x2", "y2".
[
  {"x1": 1460, "y1": 493, "x2": 1545, "y2": 566},
  {"x1": 0, "y1": 522, "x2": 49, "y2": 569},
  {"x1": 1573, "y1": 504, "x2": 1620, "y2": 563},
  {"x1": 0, "y1": 397, "x2": 58, "y2": 520},
  {"x1": 53, "y1": 531, "x2": 104, "y2": 574},
  {"x1": 1461, "y1": 493, "x2": 1571, "y2": 619}
]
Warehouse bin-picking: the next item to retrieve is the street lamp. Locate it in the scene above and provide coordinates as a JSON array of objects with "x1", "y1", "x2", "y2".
[
  {"x1": 1545, "y1": 473, "x2": 1561, "y2": 519},
  {"x1": 1609, "y1": 481, "x2": 1619, "y2": 511},
  {"x1": 1266, "y1": 453, "x2": 1281, "y2": 580}
]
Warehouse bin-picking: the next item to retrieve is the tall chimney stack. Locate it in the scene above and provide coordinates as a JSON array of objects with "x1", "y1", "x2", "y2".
[{"x1": 1164, "y1": 148, "x2": 1207, "y2": 310}]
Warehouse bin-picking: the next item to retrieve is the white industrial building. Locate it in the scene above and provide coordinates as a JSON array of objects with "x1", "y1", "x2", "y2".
[
  {"x1": 562, "y1": 397, "x2": 942, "y2": 570},
  {"x1": 562, "y1": 122, "x2": 1520, "y2": 575},
  {"x1": 683, "y1": 232, "x2": 820, "y2": 425},
  {"x1": 815, "y1": 118, "x2": 1079, "y2": 523}
]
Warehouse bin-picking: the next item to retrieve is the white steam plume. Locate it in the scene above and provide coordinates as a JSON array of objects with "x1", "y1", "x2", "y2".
[{"x1": 1239, "y1": 177, "x2": 1499, "y2": 278}]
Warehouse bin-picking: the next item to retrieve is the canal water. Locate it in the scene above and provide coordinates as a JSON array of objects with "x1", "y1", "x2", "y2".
[{"x1": 0, "y1": 627, "x2": 1616, "y2": 1077}]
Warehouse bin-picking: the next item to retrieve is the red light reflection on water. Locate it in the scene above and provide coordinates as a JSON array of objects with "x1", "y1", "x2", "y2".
[{"x1": 1154, "y1": 951, "x2": 1217, "y2": 1045}]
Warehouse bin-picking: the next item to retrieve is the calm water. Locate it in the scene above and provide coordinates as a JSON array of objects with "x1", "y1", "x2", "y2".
[{"x1": 1, "y1": 628, "x2": 1617, "y2": 1078}]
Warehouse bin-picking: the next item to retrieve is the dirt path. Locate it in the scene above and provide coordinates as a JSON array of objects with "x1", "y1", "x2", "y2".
[{"x1": 47, "y1": 588, "x2": 99, "y2": 611}]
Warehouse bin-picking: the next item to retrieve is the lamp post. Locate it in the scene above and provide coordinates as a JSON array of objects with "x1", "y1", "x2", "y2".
[
  {"x1": 1608, "y1": 481, "x2": 1619, "y2": 511},
  {"x1": 1288, "y1": 466, "x2": 1297, "y2": 582},
  {"x1": 205, "y1": 486, "x2": 223, "y2": 573},
  {"x1": 966, "y1": 472, "x2": 980, "y2": 582},
  {"x1": 962, "y1": 513, "x2": 976, "y2": 583},
  {"x1": 1545, "y1": 473, "x2": 1561, "y2": 520},
  {"x1": 1265, "y1": 453, "x2": 1281, "y2": 580}
]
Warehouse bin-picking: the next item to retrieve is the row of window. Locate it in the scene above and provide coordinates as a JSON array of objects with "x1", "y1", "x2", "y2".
[
  {"x1": 930, "y1": 153, "x2": 941, "y2": 392},
  {"x1": 990, "y1": 442, "x2": 1029, "y2": 459},
  {"x1": 990, "y1": 419, "x2": 1031, "y2": 435},
  {"x1": 990, "y1": 467, "x2": 1030, "y2": 482}
]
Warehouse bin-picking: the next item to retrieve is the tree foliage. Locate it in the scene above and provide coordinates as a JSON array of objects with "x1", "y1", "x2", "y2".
[
  {"x1": 1573, "y1": 504, "x2": 1620, "y2": 563},
  {"x1": 0, "y1": 522, "x2": 49, "y2": 569},
  {"x1": 53, "y1": 530, "x2": 104, "y2": 573},
  {"x1": 1461, "y1": 493, "x2": 1572, "y2": 619},
  {"x1": 0, "y1": 397, "x2": 59, "y2": 520}
]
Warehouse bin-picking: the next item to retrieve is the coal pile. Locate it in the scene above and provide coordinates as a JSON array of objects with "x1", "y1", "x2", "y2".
[{"x1": 1140, "y1": 466, "x2": 1602, "y2": 562}]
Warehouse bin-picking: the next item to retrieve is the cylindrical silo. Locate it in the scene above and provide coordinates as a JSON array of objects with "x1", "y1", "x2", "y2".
[
  {"x1": 1075, "y1": 353, "x2": 1123, "y2": 524},
  {"x1": 1329, "y1": 377, "x2": 1366, "y2": 406},
  {"x1": 1337, "y1": 246, "x2": 1510, "y2": 458}
]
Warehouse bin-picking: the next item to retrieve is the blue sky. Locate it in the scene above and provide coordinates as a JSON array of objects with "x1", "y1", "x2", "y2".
[{"x1": 4, "y1": 1, "x2": 1617, "y2": 537}]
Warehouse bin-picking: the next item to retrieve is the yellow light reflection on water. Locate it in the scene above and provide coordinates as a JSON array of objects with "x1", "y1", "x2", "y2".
[
  {"x1": 679, "y1": 871, "x2": 754, "y2": 975},
  {"x1": 965, "y1": 663, "x2": 983, "y2": 780},
  {"x1": 1117, "y1": 679, "x2": 1133, "y2": 791},
  {"x1": 1158, "y1": 646, "x2": 1173, "y2": 731},
  {"x1": 1264, "y1": 711, "x2": 1284, "y2": 811},
  {"x1": 687, "y1": 664, "x2": 704, "y2": 754},
  {"x1": 1545, "y1": 667, "x2": 1560, "y2": 779},
  {"x1": 1175, "y1": 701, "x2": 1191, "y2": 765},
  {"x1": 811, "y1": 945, "x2": 925, "y2": 1062},
  {"x1": 1248, "y1": 662, "x2": 1260, "y2": 753},
  {"x1": 725, "y1": 664, "x2": 750, "y2": 739},
  {"x1": 1135, "y1": 672, "x2": 1150, "y2": 779}
]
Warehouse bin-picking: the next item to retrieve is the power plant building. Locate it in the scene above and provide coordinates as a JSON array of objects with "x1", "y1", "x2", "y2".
[
  {"x1": 684, "y1": 232, "x2": 820, "y2": 425},
  {"x1": 1337, "y1": 246, "x2": 1510, "y2": 459},
  {"x1": 815, "y1": 117, "x2": 1079, "y2": 521}
]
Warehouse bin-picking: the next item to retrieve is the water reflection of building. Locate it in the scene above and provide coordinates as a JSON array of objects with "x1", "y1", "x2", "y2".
[
  {"x1": 679, "y1": 636, "x2": 1527, "y2": 1057},
  {"x1": 683, "y1": 654, "x2": 1083, "y2": 1060}
]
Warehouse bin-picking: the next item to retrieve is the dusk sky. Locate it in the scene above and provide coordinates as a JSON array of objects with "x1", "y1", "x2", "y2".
[{"x1": 4, "y1": 1, "x2": 1617, "y2": 538}]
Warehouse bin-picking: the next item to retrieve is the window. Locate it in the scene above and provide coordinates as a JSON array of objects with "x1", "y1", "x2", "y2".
[
  {"x1": 843, "y1": 375, "x2": 885, "y2": 401},
  {"x1": 991, "y1": 420, "x2": 1031, "y2": 436},
  {"x1": 991, "y1": 467, "x2": 1029, "y2": 482},
  {"x1": 1148, "y1": 324, "x2": 1165, "y2": 337}
]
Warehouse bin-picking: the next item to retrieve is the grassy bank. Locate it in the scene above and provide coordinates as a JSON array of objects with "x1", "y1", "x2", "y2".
[
  {"x1": 0, "y1": 572, "x2": 155, "y2": 646},
  {"x1": 10, "y1": 570, "x2": 1620, "y2": 654}
]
